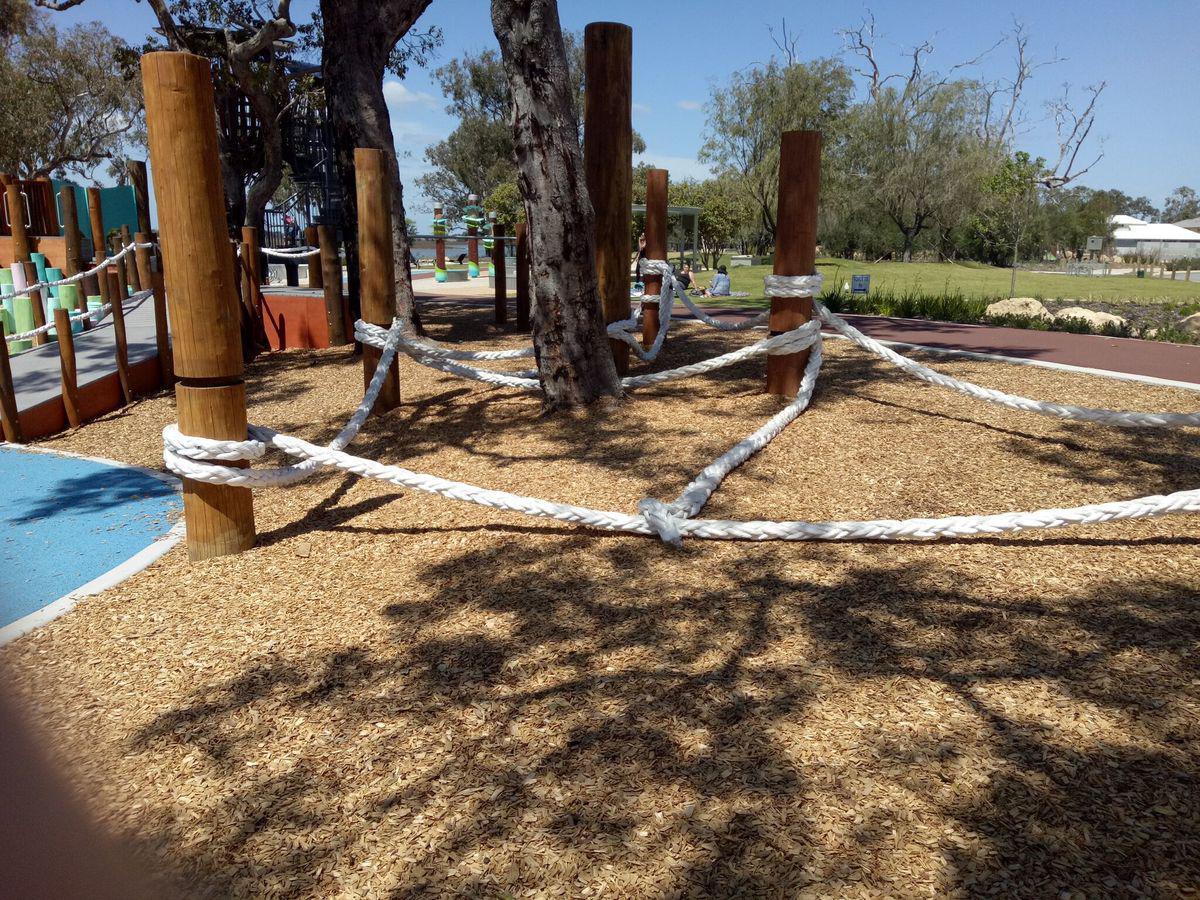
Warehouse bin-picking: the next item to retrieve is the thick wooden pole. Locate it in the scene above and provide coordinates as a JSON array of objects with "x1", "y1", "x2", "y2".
[
  {"x1": 121, "y1": 225, "x2": 142, "y2": 291},
  {"x1": 493, "y1": 221, "x2": 507, "y2": 324},
  {"x1": 585, "y1": 21, "x2": 633, "y2": 375},
  {"x1": 107, "y1": 270, "x2": 133, "y2": 403},
  {"x1": 515, "y1": 221, "x2": 530, "y2": 332},
  {"x1": 53, "y1": 307, "x2": 81, "y2": 428},
  {"x1": 22, "y1": 261, "x2": 47, "y2": 348},
  {"x1": 354, "y1": 148, "x2": 401, "y2": 412},
  {"x1": 0, "y1": 336, "x2": 22, "y2": 443},
  {"x1": 5, "y1": 184, "x2": 31, "y2": 262},
  {"x1": 317, "y1": 225, "x2": 346, "y2": 345},
  {"x1": 143, "y1": 50, "x2": 255, "y2": 560},
  {"x1": 59, "y1": 186, "x2": 83, "y2": 277},
  {"x1": 135, "y1": 232, "x2": 172, "y2": 388},
  {"x1": 433, "y1": 206, "x2": 446, "y2": 281},
  {"x1": 305, "y1": 225, "x2": 323, "y2": 289},
  {"x1": 128, "y1": 160, "x2": 152, "y2": 237},
  {"x1": 109, "y1": 233, "x2": 131, "y2": 299},
  {"x1": 766, "y1": 130, "x2": 821, "y2": 397},
  {"x1": 642, "y1": 168, "x2": 668, "y2": 349},
  {"x1": 86, "y1": 187, "x2": 105, "y2": 265}
]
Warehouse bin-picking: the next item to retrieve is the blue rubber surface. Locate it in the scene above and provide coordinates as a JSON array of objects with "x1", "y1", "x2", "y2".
[{"x1": 0, "y1": 447, "x2": 181, "y2": 629}]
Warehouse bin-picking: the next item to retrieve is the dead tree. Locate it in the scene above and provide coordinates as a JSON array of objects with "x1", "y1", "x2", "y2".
[{"x1": 491, "y1": 0, "x2": 623, "y2": 411}]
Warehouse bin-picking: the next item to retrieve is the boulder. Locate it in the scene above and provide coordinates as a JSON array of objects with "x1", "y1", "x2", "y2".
[
  {"x1": 985, "y1": 297, "x2": 1053, "y2": 320},
  {"x1": 1179, "y1": 312, "x2": 1200, "y2": 335},
  {"x1": 1054, "y1": 307, "x2": 1127, "y2": 330}
]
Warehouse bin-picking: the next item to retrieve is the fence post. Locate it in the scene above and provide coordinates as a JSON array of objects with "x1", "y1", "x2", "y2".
[
  {"x1": 128, "y1": 160, "x2": 153, "y2": 238},
  {"x1": 59, "y1": 186, "x2": 83, "y2": 278},
  {"x1": 642, "y1": 168, "x2": 668, "y2": 349},
  {"x1": 493, "y1": 221, "x2": 507, "y2": 325},
  {"x1": 584, "y1": 21, "x2": 633, "y2": 375},
  {"x1": 53, "y1": 307, "x2": 81, "y2": 428},
  {"x1": 121, "y1": 225, "x2": 142, "y2": 292},
  {"x1": 19, "y1": 261, "x2": 48, "y2": 348},
  {"x1": 4, "y1": 183, "x2": 31, "y2": 263},
  {"x1": 305, "y1": 225, "x2": 323, "y2": 289},
  {"x1": 317, "y1": 225, "x2": 347, "y2": 345},
  {"x1": 354, "y1": 147, "x2": 402, "y2": 413},
  {"x1": 433, "y1": 205, "x2": 447, "y2": 282},
  {"x1": 135, "y1": 232, "x2": 173, "y2": 388},
  {"x1": 0, "y1": 336, "x2": 22, "y2": 443},
  {"x1": 109, "y1": 233, "x2": 131, "y2": 300},
  {"x1": 143, "y1": 50, "x2": 256, "y2": 560},
  {"x1": 107, "y1": 270, "x2": 134, "y2": 403},
  {"x1": 515, "y1": 221, "x2": 530, "y2": 332},
  {"x1": 766, "y1": 130, "x2": 821, "y2": 397}
]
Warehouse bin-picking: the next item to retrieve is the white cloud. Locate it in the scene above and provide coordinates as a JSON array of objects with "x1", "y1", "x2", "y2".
[
  {"x1": 634, "y1": 152, "x2": 713, "y2": 181},
  {"x1": 676, "y1": 100, "x2": 701, "y2": 111},
  {"x1": 382, "y1": 80, "x2": 437, "y2": 108}
]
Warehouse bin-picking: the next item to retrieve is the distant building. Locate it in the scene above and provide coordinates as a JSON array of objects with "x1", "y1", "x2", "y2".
[
  {"x1": 1174, "y1": 216, "x2": 1200, "y2": 235},
  {"x1": 1109, "y1": 215, "x2": 1200, "y2": 260}
]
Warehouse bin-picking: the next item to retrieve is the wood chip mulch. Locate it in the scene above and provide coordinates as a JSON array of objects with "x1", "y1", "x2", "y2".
[{"x1": 4, "y1": 303, "x2": 1200, "y2": 898}]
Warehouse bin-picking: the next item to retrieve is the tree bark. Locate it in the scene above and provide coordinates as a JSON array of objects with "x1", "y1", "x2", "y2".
[
  {"x1": 491, "y1": 0, "x2": 623, "y2": 411},
  {"x1": 320, "y1": 0, "x2": 428, "y2": 334}
]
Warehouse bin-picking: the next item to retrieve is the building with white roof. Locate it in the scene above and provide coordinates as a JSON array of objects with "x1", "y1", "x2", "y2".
[
  {"x1": 1174, "y1": 216, "x2": 1200, "y2": 234},
  {"x1": 1109, "y1": 215, "x2": 1200, "y2": 260}
]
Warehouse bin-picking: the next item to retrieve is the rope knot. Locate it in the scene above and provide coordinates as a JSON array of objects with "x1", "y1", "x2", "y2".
[{"x1": 638, "y1": 498, "x2": 685, "y2": 548}]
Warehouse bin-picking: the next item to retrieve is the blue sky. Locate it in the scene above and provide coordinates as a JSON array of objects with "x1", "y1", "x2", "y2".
[{"x1": 48, "y1": 0, "x2": 1200, "y2": 228}]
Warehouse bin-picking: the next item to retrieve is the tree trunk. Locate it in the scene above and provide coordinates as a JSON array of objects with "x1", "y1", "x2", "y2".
[
  {"x1": 320, "y1": 0, "x2": 429, "y2": 335},
  {"x1": 491, "y1": 0, "x2": 622, "y2": 411}
]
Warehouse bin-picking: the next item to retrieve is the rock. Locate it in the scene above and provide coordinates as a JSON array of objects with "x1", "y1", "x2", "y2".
[
  {"x1": 1054, "y1": 307, "x2": 1127, "y2": 329},
  {"x1": 1180, "y1": 312, "x2": 1200, "y2": 335},
  {"x1": 985, "y1": 297, "x2": 1053, "y2": 320}
]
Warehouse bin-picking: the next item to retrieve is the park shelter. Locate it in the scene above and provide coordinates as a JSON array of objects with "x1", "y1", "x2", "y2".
[
  {"x1": 632, "y1": 202, "x2": 700, "y2": 268},
  {"x1": 1109, "y1": 214, "x2": 1200, "y2": 260}
]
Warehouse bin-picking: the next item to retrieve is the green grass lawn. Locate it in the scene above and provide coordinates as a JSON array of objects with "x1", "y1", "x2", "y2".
[{"x1": 705, "y1": 257, "x2": 1200, "y2": 310}]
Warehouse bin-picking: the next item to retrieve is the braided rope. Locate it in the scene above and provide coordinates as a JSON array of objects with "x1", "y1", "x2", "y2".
[
  {"x1": 9, "y1": 242, "x2": 153, "y2": 297},
  {"x1": 260, "y1": 246, "x2": 320, "y2": 259},
  {"x1": 5, "y1": 289, "x2": 153, "y2": 344}
]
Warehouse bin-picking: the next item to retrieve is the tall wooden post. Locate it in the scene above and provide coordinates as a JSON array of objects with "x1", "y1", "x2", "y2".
[
  {"x1": 5, "y1": 183, "x2": 31, "y2": 262},
  {"x1": 59, "y1": 186, "x2": 83, "y2": 277},
  {"x1": 585, "y1": 21, "x2": 633, "y2": 375},
  {"x1": 135, "y1": 232, "x2": 173, "y2": 388},
  {"x1": 109, "y1": 233, "x2": 131, "y2": 299},
  {"x1": 493, "y1": 221, "x2": 507, "y2": 324},
  {"x1": 642, "y1": 168, "x2": 668, "y2": 349},
  {"x1": 0, "y1": 336, "x2": 22, "y2": 443},
  {"x1": 128, "y1": 160, "x2": 152, "y2": 237},
  {"x1": 54, "y1": 307, "x2": 81, "y2": 428},
  {"x1": 317, "y1": 225, "x2": 346, "y2": 345},
  {"x1": 433, "y1": 206, "x2": 447, "y2": 282},
  {"x1": 121, "y1": 225, "x2": 142, "y2": 291},
  {"x1": 515, "y1": 221, "x2": 530, "y2": 332},
  {"x1": 305, "y1": 225, "x2": 323, "y2": 289},
  {"x1": 107, "y1": 270, "x2": 134, "y2": 403},
  {"x1": 143, "y1": 50, "x2": 255, "y2": 560},
  {"x1": 22, "y1": 261, "x2": 47, "y2": 348},
  {"x1": 354, "y1": 148, "x2": 401, "y2": 412},
  {"x1": 766, "y1": 130, "x2": 821, "y2": 397},
  {"x1": 86, "y1": 187, "x2": 106, "y2": 265}
]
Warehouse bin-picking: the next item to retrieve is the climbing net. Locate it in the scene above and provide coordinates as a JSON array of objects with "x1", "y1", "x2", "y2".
[{"x1": 162, "y1": 263, "x2": 1200, "y2": 544}]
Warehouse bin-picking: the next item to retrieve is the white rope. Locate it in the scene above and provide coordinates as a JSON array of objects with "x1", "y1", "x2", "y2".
[
  {"x1": 161, "y1": 271, "x2": 1200, "y2": 546},
  {"x1": 9, "y1": 242, "x2": 153, "y2": 296},
  {"x1": 5, "y1": 289, "x2": 153, "y2": 344},
  {"x1": 260, "y1": 246, "x2": 320, "y2": 259}
]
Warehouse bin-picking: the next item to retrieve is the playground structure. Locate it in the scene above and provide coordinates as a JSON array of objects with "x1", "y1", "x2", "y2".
[{"x1": 117, "y1": 34, "x2": 1197, "y2": 564}]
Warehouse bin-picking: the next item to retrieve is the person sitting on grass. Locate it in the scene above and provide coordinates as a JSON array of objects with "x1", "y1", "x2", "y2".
[{"x1": 703, "y1": 265, "x2": 731, "y2": 297}]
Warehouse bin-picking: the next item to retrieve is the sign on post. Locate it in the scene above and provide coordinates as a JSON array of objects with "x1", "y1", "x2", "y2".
[
  {"x1": 1085, "y1": 236, "x2": 1103, "y2": 252},
  {"x1": 850, "y1": 274, "x2": 870, "y2": 295}
]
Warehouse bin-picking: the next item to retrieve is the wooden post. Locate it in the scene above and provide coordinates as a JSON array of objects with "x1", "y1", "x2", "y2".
[
  {"x1": 585, "y1": 21, "x2": 633, "y2": 374},
  {"x1": 467, "y1": 204, "x2": 480, "y2": 278},
  {"x1": 128, "y1": 160, "x2": 152, "y2": 237},
  {"x1": 4, "y1": 183, "x2": 31, "y2": 262},
  {"x1": 354, "y1": 147, "x2": 401, "y2": 412},
  {"x1": 317, "y1": 225, "x2": 347, "y2": 345},
  {"x1": 107, "y1": 270, "x2": 134, "y2": 403},
  {"x1": 135, "y1": 232, "x2": 172, "y2": 388},
  {"x1": 515, "y1": 221, "x2": 530, "y2": 332},
  {"x1": 22, "y1": 261, "x2": 48, "y2": 348},
  {"x1": 109, "y1": 233, "x2": 131, "y2": 300},
  {"x1": 0, "y1": 334, "x2": 22, "y2": 443},
  {"x1": 121, "y1": 225, "x2": 142, "y2": 292},
  {"x1": 53, "y1": 307, "x2": 81, "y2": 428},
  {"x1": 433, "y1": 206, "x2": 446, "y2": 281},
  {"x1": 493, "y1": 221, "x2": 507, "y2": 324},
  {"x1": 766, "y1": 130, "x2": 821, "y2": 397},
  {"x1": 86, "y1": 187, "x2": 106, "y2": 265},
  {"x1": 59, "y1": 186, "x2": 83, "y2": 277},
  {"x1": 642, "y1": 168, "x2": 668, "y2": 349},
  {"x1": 305, "y1": 225, "x2": 323, "y2": 289},
  {"x1": 143, "y1": 50, "x2": 255, "y2": 560}
]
